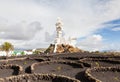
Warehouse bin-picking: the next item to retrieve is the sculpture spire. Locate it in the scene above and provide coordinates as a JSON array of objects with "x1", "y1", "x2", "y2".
[
  {"x1": 56, "y1": 17, "x2": 63, "y2": 39},
  {"x1": 45, "y1": 17, "x2": 81, "y2": 53},
  {"x1": 54, "y1": 17, "x2": 64, "y2": 53}
]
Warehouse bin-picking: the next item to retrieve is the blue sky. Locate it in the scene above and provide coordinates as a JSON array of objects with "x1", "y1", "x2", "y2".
[
  {"x1": 96, "y1": 19, "x2": 120, "y2": 42},
  {"x1": 95, "y1": 19, "x2": 120, "y2": 51},
  {"x1": 0, "y1": 0, "x2": 120, "y2": 51}
]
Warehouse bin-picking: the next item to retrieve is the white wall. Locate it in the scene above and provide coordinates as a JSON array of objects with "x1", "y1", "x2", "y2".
[{"x1": 0, "y1": 51, "x2": 13, "y2": 56}]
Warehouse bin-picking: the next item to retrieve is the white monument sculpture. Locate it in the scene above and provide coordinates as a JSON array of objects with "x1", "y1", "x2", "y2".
[
  {"x1": 54, "y1": 17, "x2": 65, "y2": 44},
  {"x1": 53, "y1": 17, "x2": 76, "y2": 53}
]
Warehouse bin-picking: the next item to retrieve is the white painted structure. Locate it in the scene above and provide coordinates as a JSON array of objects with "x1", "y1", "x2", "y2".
[
  {"x1": 53, "y1": 17, "x2": 77, "y2": 53},
  {"x1": 24, "y1": 51, "x2": 33, "y2": 55},
  {"x1": 0, "y1": 51, "x2": 13, "y2": 56},
  {"x1": 54, "y1": 17, "x2": 65, "y2": 53},
  {"x1": 0, "y1": 50, "x2": 33, "y2": 56},
  {"x1": 54, "y1": 17, "x2": 65, "y2": 45}
]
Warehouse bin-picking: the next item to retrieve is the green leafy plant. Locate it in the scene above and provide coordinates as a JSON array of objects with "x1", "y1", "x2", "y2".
[
  {"x1": 23, "y1": 61, "x2": 27, "y2": 65},
  {"x1": 33, "y1": 50, "x2": 41, "y2": 55},
  {"x1": 95, "y1": 62, "x2": 100, "y2": 67},
  {"x1": 114, "y1": 77, "x2": 119, "y2": 81},
  {"x1": 0, "y1": 42, "x2": 14, "y2": 58},
  {"x1": 21, "y1": 51, "x2": 25, "y2": 56},
  {"x1": 56, "y1": 66, "x2": 62, "y2": 71}
]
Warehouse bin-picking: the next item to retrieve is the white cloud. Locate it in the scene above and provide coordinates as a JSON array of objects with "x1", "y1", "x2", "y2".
[
  {"x1": 77, "y1": 34, "x2": 104, "y2": 51},
  {"x1": 0, "y1": 21, "x2": 42, "y2": 40},
  {"x1": 103, "y1": 43, "x2": 120, "y2": 51},
  {"x1": 112, "y1": 27, "x2": 120, "y2": 31},
  {"x1": 0, "y1": 0, "x2": 120, "y2": 50},
  {"x1": 77, "y1": 34, "x2": 120, "y2": 51}
]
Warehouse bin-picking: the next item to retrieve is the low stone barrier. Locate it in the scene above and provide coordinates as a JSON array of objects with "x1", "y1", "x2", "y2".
[
  {"x1": 4, "y1": 73, "x2": 80, "y2": 82},
  {"x1": 0, "y1": 64, "x2": 23, "y2": 78},
  {"x1": 85, "y1": 67, "x2": 120, "y2": 82}
]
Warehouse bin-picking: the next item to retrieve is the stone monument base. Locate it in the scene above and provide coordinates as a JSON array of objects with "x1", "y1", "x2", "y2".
[{"x1": 44, "y1": 44, "x2": 83, "y2": 53}]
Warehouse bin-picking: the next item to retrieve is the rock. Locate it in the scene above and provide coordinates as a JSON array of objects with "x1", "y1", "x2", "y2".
[
  {"x1": 56, "y1": 44, "x2": 64, "y2": 53},
  {"x1": 45, "y1": 44, "x2": 83, "y2": 53}
]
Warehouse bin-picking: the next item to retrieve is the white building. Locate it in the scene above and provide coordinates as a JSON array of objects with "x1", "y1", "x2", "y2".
[{"x1": 0, "y1": 51, "x2": 13, "y2": 56}]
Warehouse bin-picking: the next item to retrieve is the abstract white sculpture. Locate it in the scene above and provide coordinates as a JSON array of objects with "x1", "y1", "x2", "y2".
[
  {"x1": 54, "y1": 17, "x2": 64, "y2": 53},
  {"x1": 55, "y1": 17, "x2": 63, "y2": 44},
  {"x1": 53, "y1": 17, "x2": 77, "y2": 53}
]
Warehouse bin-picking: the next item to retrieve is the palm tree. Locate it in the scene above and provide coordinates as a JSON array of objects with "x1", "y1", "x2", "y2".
[{"x1": 1, "y1": 42, "x2": 14, "y2": 57}]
